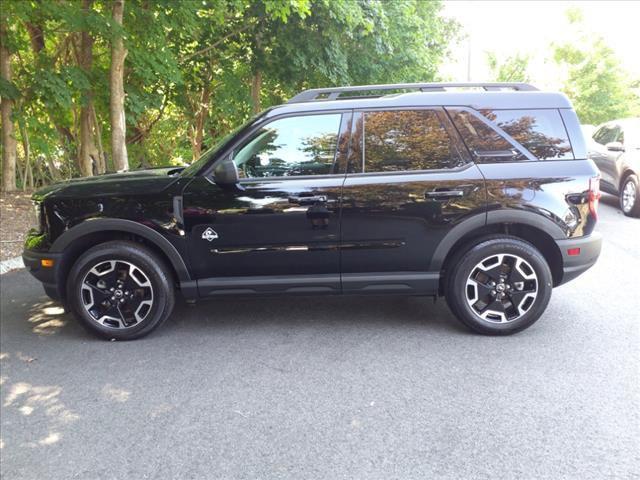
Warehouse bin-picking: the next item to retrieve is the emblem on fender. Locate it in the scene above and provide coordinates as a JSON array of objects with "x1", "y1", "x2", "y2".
[{"x1": 202, "y1": 227, "x2": 219, "y2": 242}]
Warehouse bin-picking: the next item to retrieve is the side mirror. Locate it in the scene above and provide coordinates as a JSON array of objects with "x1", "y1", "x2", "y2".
[
  {"x1": 213, "y1": 156, "x2": 239, "y2": 186},
  {"x1": 605, "y1": 141, "x2": 625, "y2": 152}
]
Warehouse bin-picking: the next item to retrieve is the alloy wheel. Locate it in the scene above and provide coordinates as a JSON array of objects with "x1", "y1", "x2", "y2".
[
  {"x1": 622, "y1": 179, "x2": 636, "y2": 213},
  {"x1": 80, "y1": 260, "x2": 154, "y2": 329},
  {"x1": 465, "y1": 253, "x2": 538, "y2": 323}
]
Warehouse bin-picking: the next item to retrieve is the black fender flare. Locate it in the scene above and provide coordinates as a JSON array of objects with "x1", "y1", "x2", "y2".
[
  {"x1": 429, "y1": 210, "x2": 566, "y2": 272},
  {"x1": 50, "y1": 218, "x2": 191, "y2": 282}
]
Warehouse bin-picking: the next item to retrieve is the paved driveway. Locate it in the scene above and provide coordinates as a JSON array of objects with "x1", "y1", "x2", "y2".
[{"x1": 1, "y1": 196, "x2": 638, "y2": 479}]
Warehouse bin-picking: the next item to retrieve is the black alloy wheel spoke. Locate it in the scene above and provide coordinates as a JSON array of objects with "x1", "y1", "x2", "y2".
[
  {"x1": 479, "y1": 298, "x2": 505, "y2": 315},
  {"x1": 80, "y1": 260, "x2": 154, "y2": 329},
  {"x1": 466, "y1": 253, "x2": 539, "y2": 323}
]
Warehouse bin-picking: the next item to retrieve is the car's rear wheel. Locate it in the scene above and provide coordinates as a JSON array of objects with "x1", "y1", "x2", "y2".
[
  {"x1": 445, "y1": 236, "x2": 553, "y2": 335},
  {"x1": 66, "y1": 241, "x2": 175, "y2": 340},
  {"x1": 620, "y1": 174, "x2": 640, "y2": 217}
]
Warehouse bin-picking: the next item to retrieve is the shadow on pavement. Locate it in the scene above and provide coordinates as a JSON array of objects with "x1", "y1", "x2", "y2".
[{"x1": 2, "y1": 271, "x2": 467, "y2": 342}]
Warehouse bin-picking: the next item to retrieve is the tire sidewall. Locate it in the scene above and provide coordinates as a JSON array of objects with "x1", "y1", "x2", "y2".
[
  {"x1": 620, "y1": 174, "x2": 640, "y2": 217},
  {"x1": 67, "y1": 242, "x2": 173, "y2": 340},
  {"x1": 449, "y1": 238, "x2": 553, "y2": 334}
]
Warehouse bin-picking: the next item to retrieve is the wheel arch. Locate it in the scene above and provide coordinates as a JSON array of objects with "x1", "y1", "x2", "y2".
[
  {"x1": 50, "y1": 219, "x2": 191, "y2": 299},
  {"x1": 619, "y1": 168, "x2": 638, "y2": 190},
  {"x1": 432, "y1": 211, "x2": 565, "y2": 293}
]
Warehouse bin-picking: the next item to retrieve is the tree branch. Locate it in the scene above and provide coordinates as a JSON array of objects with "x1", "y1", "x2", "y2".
[{"x1": 180, "y1": 22, "x2": 253, "y2": 63}]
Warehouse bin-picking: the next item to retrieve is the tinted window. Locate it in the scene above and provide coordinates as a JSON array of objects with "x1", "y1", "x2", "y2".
[
  {"x1": 481, "y1": 109, "x2": 572, "y2": 160},
  {"x1": 363, "y1": 110, "x2": 464, "y2": 172},
  {"x1": 593, "y1": 125, "x2": 621, "y2": 145},
  {"x1": 448, "y1": 108, "x2": 525, "y2": 163},
  {"x1": 233, "y1": 114, "x2": 341, "y2": 178},
  {"x1": 593, "y1": 125, "x2": 620, "y2": 145}
]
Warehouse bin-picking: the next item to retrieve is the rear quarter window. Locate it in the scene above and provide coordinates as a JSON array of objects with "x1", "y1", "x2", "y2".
[
  {"x1": 448, "y1": 108, "x2": 574, "y2": 162},
  {"x1": 481, "y1": 109, "x2": 573, "y2": 160}
]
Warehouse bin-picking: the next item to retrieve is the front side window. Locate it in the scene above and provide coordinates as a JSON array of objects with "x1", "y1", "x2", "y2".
[
  {"x1": 593, "y1": 125, "x2": 621, "y2": 146},
  {"x1": 233, "y1": 114, "x2": 342, "y2": 178},
  {"x1": 362, "y1": 110, "x2": 465, "y2": 172}
]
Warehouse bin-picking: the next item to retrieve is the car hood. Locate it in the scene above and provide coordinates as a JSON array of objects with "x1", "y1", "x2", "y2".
[{"x1": 33, "y1": 166, "x2": 185, "y2": 201}]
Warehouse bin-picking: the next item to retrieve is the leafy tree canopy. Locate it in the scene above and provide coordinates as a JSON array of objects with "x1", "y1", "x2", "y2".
[{"x1": 1, "y1": 0, "x2": 457, "y2": 188}]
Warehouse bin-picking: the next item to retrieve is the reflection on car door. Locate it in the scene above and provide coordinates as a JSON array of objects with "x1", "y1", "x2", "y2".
[
  {"x1": 339, "y1": 108, "x2": 486, "y2": 295},
  {"x1": 182, "y1": 112, "x2": 352, "y2": 296}
]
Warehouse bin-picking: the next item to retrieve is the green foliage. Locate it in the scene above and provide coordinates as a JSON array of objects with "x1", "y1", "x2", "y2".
[
  {"x1": 1, "y1": 0, "x2": 456, "y2": 186},
  {"x1": 0, "y1": 77, "x2": 20, "y2": 100},
  {"x1": 486, "y1": 52, "x2": 531, "y2": 82},
  {"x1": 553, "y1": 9, "x2": 640, "y2": 125}
]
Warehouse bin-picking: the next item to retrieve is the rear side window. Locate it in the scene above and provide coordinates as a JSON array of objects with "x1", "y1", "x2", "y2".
[
  {"x1": 447, "y1": 109, "x2": 523, "y2": 162},
  {"x1": 481, "y1": 109, "x2": 573, "y2": 160},
  {"x1": 362, "y1": 110, "x2": 466, "y2": 172},
  {"x1": 449, "y1": 108, "x2": 573, "y2": 161}
]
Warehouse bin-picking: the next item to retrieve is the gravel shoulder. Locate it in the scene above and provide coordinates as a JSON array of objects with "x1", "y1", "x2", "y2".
[{"x1": 0, "y1": 192, "x2": 36, "y2": 262}]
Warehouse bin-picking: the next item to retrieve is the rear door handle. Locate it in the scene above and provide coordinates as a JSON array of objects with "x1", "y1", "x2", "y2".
[
  {"x1": 288, "y1": 195, "x2": 328, "y2": 205},
  {"x1": 425, "y1": 190, "x2": 465, "y2": 199}
]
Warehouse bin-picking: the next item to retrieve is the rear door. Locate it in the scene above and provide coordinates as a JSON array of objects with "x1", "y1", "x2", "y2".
[{"x1": 339, "y1": 108, "x2": 486, "y2": 294}]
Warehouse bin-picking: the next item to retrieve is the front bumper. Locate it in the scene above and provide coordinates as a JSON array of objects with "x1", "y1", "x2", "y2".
[
  {"x1": 555, "y1": 232, "x2": 602, "y2": 285},
  {"x1": 22, "y1": 249, "x2": 64, "y2": 301}
]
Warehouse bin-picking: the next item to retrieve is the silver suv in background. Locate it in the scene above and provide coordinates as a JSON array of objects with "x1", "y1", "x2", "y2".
[{"x1": 589, "y1": 118, "x2": 640, "y2": 217}]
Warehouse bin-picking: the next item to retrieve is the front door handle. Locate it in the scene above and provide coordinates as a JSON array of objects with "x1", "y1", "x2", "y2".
[
  {"x1": 425, "y1": 190, "x2": 465, "y2": 199},
  {"x1": 288, "y1": 195, "x2": 328, "y2": 205}
]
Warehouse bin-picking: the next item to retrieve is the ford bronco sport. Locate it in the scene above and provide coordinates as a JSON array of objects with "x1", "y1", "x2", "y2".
[{"x1": 23, "y1": 82, "x2": 602, "y2": 340}]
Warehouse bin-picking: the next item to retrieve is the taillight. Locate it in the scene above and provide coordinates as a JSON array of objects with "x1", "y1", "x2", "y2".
[{"x1": 588, "y1": 176, "x2": 601, "y2": 220}]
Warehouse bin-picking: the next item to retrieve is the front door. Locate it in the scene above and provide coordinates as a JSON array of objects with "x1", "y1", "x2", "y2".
[
  {"x1": 183, "y1": 112, "x2": 351, "y2": 296},
  {"x1": 339, "y1": 108, "x2": 486, "y2": 294}
]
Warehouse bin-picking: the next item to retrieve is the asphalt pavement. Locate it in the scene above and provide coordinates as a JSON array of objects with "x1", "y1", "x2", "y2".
[{"x1": 1, "y1": 195, "x2": 638, "y2": 480}]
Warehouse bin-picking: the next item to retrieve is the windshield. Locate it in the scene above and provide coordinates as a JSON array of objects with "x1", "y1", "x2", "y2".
[{"x1": 180, "y1": 111, "x2": 269, "y2": 177}]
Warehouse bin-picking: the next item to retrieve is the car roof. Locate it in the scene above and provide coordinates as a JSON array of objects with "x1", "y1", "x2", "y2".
[{"x1": 266, "y1": 91, "x2": 573, "y2": 118}]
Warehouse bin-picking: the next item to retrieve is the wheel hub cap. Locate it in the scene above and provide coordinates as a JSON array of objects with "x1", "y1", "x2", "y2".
[
  {"x1": 465, "y1": 253, "x2": 539, "y2": 323},
  {"x1": 80, "y1": 260, "x2": 154, "y2": 329},
  {"x1": 622, "y1": 180, "x2": 636, "y2": 213}
]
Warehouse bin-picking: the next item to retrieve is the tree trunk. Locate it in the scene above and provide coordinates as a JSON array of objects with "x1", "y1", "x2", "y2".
[
  {"x1": 26, "y1": 14, "x2": 70, "y2": 182},
  {"x1": 90, "y1": 105, "x2": 106, "y2": 173},
  {"x1": 250, "y1": 69, "x2": 262, "y2": 114},
  {"x1": 19, "y1": 120, "x2": 32, "y2": 190},
  {"x1": 44, "y1": 155, "x2": 60, "y2": 183},
  {"x1": 190, "y1": 84, "x2": 211, "y2": 161},
  {"x1": 1, "y1": 18, "x2": 17, "y2": 191},
  {"x1": 109, "y1": 0, "x2": 128, "y2": 172},
  {"x1": 78, "y1": 0, "x2": 96, "y2": 177}
]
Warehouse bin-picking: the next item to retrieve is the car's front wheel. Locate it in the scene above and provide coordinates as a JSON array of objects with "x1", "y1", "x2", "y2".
[
  {"x1": 445, "y1": 236, "x2": 553, "y2": 335},
  {"x1": 66, "y1": 241, "x2": 175, "y2": 340},
  {"x1": 620, "y1": 174, "x2": 640, "y2": 217}
]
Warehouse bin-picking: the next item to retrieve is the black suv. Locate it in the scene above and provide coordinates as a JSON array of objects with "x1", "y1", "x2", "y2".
[{"x1": 23, "y1": 82, "x2": 602, "y2": 340}]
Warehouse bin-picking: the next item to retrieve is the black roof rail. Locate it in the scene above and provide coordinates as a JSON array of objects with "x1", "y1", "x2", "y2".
[{"x1": 287, "y1": 82, "x2": 539, "y2": 103}]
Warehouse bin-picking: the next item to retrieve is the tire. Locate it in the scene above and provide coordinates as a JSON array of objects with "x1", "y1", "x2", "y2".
[
  {"x1": 445, "y1": 236, "x2": 553, "y2": 335},
  {"x1": 66, "y1": 240, "x2": 175, "y2": 340},
  {"x1": 620, "y1": 174, "x2": 640, "y2": 218}
]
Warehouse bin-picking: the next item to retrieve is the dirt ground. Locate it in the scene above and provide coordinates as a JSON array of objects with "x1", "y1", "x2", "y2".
[{"x1": 0, "y1": 192, "x2": 37, "y2": 261}]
